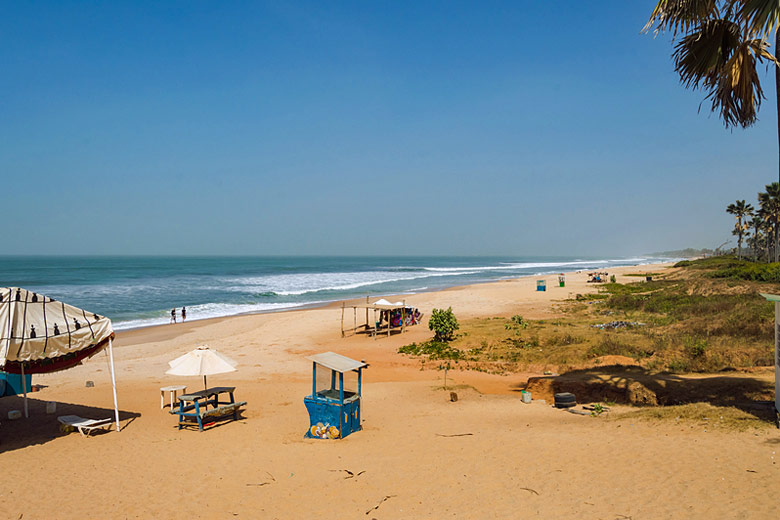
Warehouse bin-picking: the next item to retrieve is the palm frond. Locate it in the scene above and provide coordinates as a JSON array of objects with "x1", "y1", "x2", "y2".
[
  {"x1": 741, "y1": 0, "x2": 780, "y2": 38},
  {"x1": 673, "y1": 18, "x2": 741, "y2": 90},
  {"x1": 673, "y1": 18, "x2": 775, "y2": 128},
  {"x1": 644, "y1": 0, "x2": 721, "y2": 35},
  {"x1": 713, "y1": 39, "x2": 769, "y2": 126},
  {"x1": 759, "y1": 183, "x2": 780, "y2": 223}
]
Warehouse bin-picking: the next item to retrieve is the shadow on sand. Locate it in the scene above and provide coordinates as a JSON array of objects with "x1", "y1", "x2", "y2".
[
  {"x1": 0, "y1": 395, "x2": 140, "y2": 453},
  {"x1": 517, "y1": 364, "x2": 775, "y2": 421}
]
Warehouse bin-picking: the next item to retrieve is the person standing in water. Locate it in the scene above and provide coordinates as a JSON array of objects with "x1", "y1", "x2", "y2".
[
  {"x1": 170, "y1": 308, "x2": 177, "y2": 324},
  {"x1": 181, "y1": 306, "x2": 186, "y2": 321}
]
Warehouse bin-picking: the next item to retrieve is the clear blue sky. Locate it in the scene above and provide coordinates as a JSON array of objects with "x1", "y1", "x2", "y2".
[{"x1": 1, "y1": 1, "x2": 776, "y2": 256}]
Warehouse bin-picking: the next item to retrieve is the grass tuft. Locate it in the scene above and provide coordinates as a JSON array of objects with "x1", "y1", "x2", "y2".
[{"x1": 617, "y1": 402, "x2": 773, "y2": 431}]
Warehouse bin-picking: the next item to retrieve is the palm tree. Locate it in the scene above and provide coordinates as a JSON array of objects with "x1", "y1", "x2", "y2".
[
  {"x1": 727, "y1": 199, "x2": 754, "y2": 258},
  {"x1": 645, "y1": 1, "x2": 780, "y2": 257},
  {"x1": 759, "y1": 182, "x2": 780, "y2": 261},
  {"x1": 749, "y1": 213, "x2": 766, "y2": 259}
]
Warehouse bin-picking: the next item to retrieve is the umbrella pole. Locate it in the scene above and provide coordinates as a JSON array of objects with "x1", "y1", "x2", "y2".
[
  {"x1": 21, "y1": 363, "x2": 28, "y2": 418},
  {"x1": 204, "y1": 375, "x2": 207, "y2": 390},
  {"x1": 108, "y1": 338, "x2": 120, "y2": 432}
]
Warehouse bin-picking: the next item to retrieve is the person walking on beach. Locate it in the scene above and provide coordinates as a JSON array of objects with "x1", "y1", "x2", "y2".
[
  {"x1": 170, "y1": 308, "x2": 177, "y2": 324},
  {"x1": 181, "y1": 306, "x2": 186, "y2": 321}
]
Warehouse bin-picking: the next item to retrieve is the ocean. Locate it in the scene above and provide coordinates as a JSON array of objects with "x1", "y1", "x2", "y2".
[{"x1": 0, "y1": 256, "x2": 669, "y2": 330}]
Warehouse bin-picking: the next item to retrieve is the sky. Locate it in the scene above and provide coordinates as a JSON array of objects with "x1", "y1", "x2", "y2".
[{"x1": 1, "y1": 1, "x2": 777, "y2": 257}]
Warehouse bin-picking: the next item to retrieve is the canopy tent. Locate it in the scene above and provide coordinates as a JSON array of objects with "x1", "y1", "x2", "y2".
[
  {"x1": 370, "y1": 299, "x2": 406, "y2": 310},
  {"x1": 340, "y1": 297, "x2": 422, "y2": 338},
  {"x1": 0, "y1": 287, "x2": 119, "y2": 430}
]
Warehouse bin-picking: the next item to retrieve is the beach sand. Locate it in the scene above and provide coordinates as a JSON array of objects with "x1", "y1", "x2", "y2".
[{"x1": 1, "y1": 263, "x2": 778, "y2": 519}]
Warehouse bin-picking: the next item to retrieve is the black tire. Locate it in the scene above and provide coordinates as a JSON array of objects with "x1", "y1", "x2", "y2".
[{"x1": 554, "y1": 392, "x2": 577, "y2": 409}]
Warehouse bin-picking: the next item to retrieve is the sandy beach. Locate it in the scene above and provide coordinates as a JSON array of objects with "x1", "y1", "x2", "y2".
[{"x1": 1, "y1": 263, "x2": 778, "y2": 519}]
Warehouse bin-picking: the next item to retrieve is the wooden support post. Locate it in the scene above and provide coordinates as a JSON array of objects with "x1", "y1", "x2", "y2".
[
  {"x1": 402, "y1": 300, "x2": 406, "y2": 334},
  {"x1": 108, "y1": 338, "x2": 120, "y2": 432}
]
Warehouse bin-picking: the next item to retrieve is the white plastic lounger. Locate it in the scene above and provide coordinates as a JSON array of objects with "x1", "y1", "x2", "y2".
[{"x1": 57, "y1": 415, "x2": 113, "y2": 437}]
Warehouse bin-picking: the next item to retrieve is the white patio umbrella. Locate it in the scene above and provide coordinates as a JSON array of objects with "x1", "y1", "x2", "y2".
[{"x1": 165, "y1": 346, "x2": 237, "y2": 389}]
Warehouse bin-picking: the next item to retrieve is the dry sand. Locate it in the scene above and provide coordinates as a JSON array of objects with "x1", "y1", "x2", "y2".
[{"x1": 1, "y1": 263, "x2": 779, "y2": 519}]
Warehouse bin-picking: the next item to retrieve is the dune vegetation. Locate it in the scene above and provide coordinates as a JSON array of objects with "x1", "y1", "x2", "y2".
[{"x1": 400, "y1": 257, "x2": 779, "y2": 376}]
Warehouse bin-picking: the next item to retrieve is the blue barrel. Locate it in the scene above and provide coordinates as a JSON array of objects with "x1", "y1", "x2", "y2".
[{"x1": 0, "y1": 372, "x2": 32, "y2": 397}]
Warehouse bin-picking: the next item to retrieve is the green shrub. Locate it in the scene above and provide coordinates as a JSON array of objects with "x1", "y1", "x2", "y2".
[
  {"x1": 429, "y1": 307, "x2": 459, "y2": 342},
  {"x1": 546, "y1": 333, "x2": 585, "y2": 346},
  {"x1": 685, "y1": 337, "x2": 707, "y2": 358},
  {"x1": 504, "y1": 315, "x2": 528, "y2": 335},
  {"x1": 708, "y1": 262, "x2": 780, "y2": 282},
  {"x1": 674, "y1": 256, "x2": 742, "y2": 270},
  {"x1": 672, "y1": 256, "x2": 780, "y2": 281},
  {"x1": 667, "y1": 359, "x2": 690, "y2": 372},
  {"x1": 398, "y1": 340, "x2": 463, "y2": 360},
  {"x1": 511, "y1": 315, "x2": 527, "y2": 328}
]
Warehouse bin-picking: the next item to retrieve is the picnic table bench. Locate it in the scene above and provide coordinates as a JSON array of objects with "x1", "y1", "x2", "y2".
[{"x1": 173, "y1": 386, "x2": 246, "y2": 431}]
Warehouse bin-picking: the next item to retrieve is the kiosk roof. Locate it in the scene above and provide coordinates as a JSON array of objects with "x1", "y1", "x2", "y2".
[{"x1": 306, "y1": 351, "x2": 367, "y2": 373}]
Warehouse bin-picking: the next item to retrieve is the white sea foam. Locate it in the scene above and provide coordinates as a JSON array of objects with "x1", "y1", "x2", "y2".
[
  {"x1": 113, "y1": 301, "x2": 318, "y2": 330},
  {"x1": 421, "y1": 258, "x2": 650, "y2": 273},
  {"x1": 219, "y1": 270, "x2": 481, "y2": 296}
]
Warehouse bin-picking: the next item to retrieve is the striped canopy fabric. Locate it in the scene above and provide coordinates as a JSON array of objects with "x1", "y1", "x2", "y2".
[{"x1": 0, "y1": 287, "x2": 114, "y2": 374}]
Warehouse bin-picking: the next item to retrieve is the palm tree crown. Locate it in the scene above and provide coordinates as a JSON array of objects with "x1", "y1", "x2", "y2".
[
  {"x1": 759, "y1": 182, "x2": 780, "y2": 261},
  {"x1": 646, "y1": 1, "x2": 778, "y2": 129},
  {"x1": 727, "y1": 199, "x2": 754, "y2": 258}
]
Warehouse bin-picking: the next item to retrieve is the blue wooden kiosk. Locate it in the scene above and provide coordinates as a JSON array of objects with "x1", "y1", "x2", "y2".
[{"x1": 304, "y1": 352, "x2": 368, "y2": 439}]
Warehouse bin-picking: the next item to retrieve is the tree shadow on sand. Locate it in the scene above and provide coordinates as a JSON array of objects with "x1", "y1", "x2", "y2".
[
  {"x1": 517, "y1": 365, "x2": 775, "y2": 421},
  {"x1": 0, "y1": 395, "x2": 140, "y2": 453}
]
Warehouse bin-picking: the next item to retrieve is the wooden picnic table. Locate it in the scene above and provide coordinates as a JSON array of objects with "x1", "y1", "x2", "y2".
[{"x1": 174, "y1": 386, "x2": 246, "y2": 431}]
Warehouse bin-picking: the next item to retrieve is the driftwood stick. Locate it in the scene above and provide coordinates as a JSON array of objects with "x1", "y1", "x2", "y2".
[
  {"x1": 435, "y1": 433, "x2": 473, "y2": 437},
  {"x1": 246, "y1": 471, "x2": 275, "y2": 486},
  {"x1": 330, "y1": 469, "x2": 366, "y2": 479},
  {"x1": 365, "y1": 495, "x2": 397, "y2": 515}
]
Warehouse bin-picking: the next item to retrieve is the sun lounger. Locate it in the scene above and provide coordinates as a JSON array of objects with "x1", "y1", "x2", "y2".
[{"x1": 57, "y1": 415, "x2": 113, "y2": 437}]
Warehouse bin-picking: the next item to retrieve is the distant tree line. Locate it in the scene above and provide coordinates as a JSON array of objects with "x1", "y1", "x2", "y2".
[
  {"x1": 726, "y1": 182, "x2": 780, "y2": 262},
  {"x1": 651, "y1": 248, "x2": 715, "y2": 259}
]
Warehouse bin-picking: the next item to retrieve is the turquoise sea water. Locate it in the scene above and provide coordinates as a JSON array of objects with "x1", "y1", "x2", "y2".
[{"x1": 0, "y1": 256, "x2": 669, "y2": 330}]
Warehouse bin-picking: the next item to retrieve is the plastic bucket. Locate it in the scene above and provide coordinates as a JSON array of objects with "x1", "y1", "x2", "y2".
[
  {"x1": 521, "y1": 391, "x2": 532, "y2": 404},
  {"x1": 46, "y1": 402, "x2": 57, "y2": 414}
]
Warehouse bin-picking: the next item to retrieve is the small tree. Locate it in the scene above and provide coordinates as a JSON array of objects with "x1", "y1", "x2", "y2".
[{"x1": 428, "y1": 307, "x2": 459, "y2": 342}]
